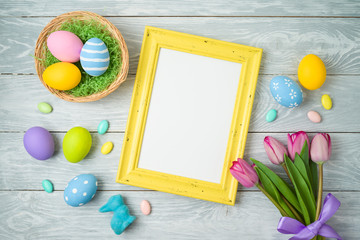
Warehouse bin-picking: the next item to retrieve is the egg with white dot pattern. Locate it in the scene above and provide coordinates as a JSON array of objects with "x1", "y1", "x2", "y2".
[
  {"x1": 64, "y1": 174, "x2": 97, "y2": 207},
  {"x1": 270, "y1": 76, "x2": 303, "y2": 108},
  {"x1": 80, "y1": 38, "x2": 110, "y2": 76}
]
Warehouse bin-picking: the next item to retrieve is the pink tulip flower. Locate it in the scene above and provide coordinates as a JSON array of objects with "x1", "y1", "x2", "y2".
[
  {"x1": 230, "y1": 158, "x2": 259, "y2": 188},
  {"x1": 310, "y1": 133, "x2": 332, "y2": 163},
  {"x1": 264, "y1": 136, "x2": 288, "y2": 165},
  {"x1": 287, "y1": 131, "x2": 310, "y2": 160}
]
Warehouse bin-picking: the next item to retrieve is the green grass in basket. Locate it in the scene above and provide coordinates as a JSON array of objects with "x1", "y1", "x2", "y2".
[{"x1": 44, "y1": 19, "x2": 122, "y2": 97}]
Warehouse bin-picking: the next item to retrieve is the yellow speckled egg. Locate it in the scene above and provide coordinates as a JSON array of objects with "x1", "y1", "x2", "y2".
[
  {"x1": 298, "y1": 54, "x2": 326, "y2": 90},
  {"x1": 42, "y1": 62, "x2": 81, "y2": 90}
]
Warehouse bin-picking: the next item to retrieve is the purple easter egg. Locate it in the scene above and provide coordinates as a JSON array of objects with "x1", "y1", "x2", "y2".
[{"x1": 23, "y1": 127, "x2": 54, "y2": 160}]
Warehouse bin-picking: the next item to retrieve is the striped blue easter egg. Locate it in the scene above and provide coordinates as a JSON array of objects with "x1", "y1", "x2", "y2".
[{"x1": 80, "y1": 38, "x2": 110, "y2": 76}]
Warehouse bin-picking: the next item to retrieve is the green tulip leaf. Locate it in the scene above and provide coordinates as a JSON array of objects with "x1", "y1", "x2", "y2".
[
  {"x1": 251, "y1": 158, "x2": 301, "y2": 213},
  {"x1": 255, "y1": 167, "x2": 296, "y2": 219},
  {"x1": 300, "y1": 141, "x2": 314, "y2": 195},
  {"x1": 294, "y1": 153, "x2": 313, "y2": 197},
  {"x1": 285, "y1": 155, "x2": 316, "y2": 225},
  {"x1": 310, "y1": 160, "x2": 319, "y2": 200},
  {"x1": 300, "y1": 140, "x2": 309, "y2": 163}
]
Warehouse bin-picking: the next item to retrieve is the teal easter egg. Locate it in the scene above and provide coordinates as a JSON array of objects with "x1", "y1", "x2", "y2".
[
  {"x1": 42, "y1": 179, "x2": 54, "y2": 193},
  {"x1": 266, "y1": 109, "x2": 277, "y2": 122},
  {"x1": 97, "y1": 120, "x2": 109, "y2": 135}
]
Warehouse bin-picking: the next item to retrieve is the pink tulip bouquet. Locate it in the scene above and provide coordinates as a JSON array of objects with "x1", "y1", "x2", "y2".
[{"x1": 230, "y1": 131, "x2": 342, "y2": 240}]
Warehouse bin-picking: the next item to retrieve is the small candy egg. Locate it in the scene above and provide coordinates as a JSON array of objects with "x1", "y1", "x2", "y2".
[
  {"x1": 270, "y1": 76, "x2": 303, "y2": 108},
  {"x1": 42, "y1": 62, "x2": 81, "y2": 90},
  {"x1": 321, "y1": 94, "x2": 332, "y2": 110},
  {"x1": 266, "y1": 109, "x2": 277, "y2": 122},
  {"x1": 298, "y1": 54, "x2": 326, "y2": 90},
  {"x1": 98, "y1": 120, "x2": 109, "y2": 135},
  {"x1": 63, "y1": 127, "x2": 92, "y2": 163},
  {"x1": 64, "y1": 174, "x2": 97, "y2": 207},
  {"x1": 307, "y1": 111, "x2": 321, "y2": 123},
  {"x1": 42, "y1": 179, "x2": 54, "y2": 193},
  {"x1": 80, "y1": 38, "x2": 110, "y2": 76},
  {"x1": 47, "y1": 31, "x2": 83, "y2": 62},
  {"x1": 140, "y1": 200, "x2": 151, "y2": 215},
  {"x1": 23, "y1": 126, "x2": 54, "y2": 160},
  {"x1": 101, "y1": 142, "x2": 113, "y2": 155},
  {"x1": 37, "y1": 102, "x2": 53, "y2": 114}
]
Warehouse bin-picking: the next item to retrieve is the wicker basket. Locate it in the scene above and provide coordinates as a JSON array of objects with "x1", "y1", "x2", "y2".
[{"x1": 34, "y1": 11, "x2": 129, "y2": 102}]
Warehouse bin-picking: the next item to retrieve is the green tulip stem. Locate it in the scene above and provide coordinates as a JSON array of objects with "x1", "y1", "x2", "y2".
[
  {"x1": 256, "y1": 183, "x2": 288, "y2": 217},
  {"x1": 281, "y1": 195, "x2": 304, "y2": 224},
  {"x1": 281, "y1": 163, "x2": 292, "y2": 181},
  {"x1": 315, "y1": 163, "x2": 324, "y2": 220}
]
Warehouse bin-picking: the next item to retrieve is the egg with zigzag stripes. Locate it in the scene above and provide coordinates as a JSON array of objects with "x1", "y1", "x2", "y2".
[{"x1": 80, "y1": 38, "x2": 110, "y2": 76}]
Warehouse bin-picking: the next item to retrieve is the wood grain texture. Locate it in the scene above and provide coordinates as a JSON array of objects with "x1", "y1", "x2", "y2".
[
  {"x1": 0, "y1": 0, "x2": 360, "y2": 17},
  {"x1": 0, "y1": 17, "x2": 359, "y2": 75},
  {"x1": 0, "y1": 132, "x2": 358, "y2": 191},
  {"x1": 0, "y1": 191, "x2": 355, "y2": 240},
  {"x1": 0, "y1": 1, "x2": 359, "y2": 239},
  {"x1": 1, "y1": 74, "x2": 359, "y2": 133}
]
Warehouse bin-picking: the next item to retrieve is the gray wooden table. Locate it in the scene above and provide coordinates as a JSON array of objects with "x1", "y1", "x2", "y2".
[{"x1": 1, "y1": 1, "x2": 359, "y2": 239}]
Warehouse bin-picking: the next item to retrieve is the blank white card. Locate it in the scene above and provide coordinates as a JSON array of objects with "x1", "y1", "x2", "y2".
[{"x1": 137, "y1": 48, "x2": 242, "y2": 183}]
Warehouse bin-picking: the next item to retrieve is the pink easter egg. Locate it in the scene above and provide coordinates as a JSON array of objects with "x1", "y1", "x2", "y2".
[
  {"x1": 307, "y1": 110, "x2": 321, "y2": 123},
  {"x1": 140, "y1": 200, "x2": 151, "y2": 215},
  {"x1": 47, "y1": 31, "x2": 83, "y2": 62}
]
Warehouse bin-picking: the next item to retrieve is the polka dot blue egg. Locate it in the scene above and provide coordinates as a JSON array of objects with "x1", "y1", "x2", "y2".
[
  {"x1": 80, "y1": 38, "x2": 110, "y2": 76},
  {"x1": 270, "y1": 76, "x2": 303, "y2": 108},
  {"x1": 64, "y1": 174, "x2": 97, "y2": 207}
]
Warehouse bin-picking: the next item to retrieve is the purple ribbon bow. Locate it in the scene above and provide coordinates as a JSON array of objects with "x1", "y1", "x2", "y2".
[{"x1": 277, "y1": 193, "x2": 342, "y2": 240}]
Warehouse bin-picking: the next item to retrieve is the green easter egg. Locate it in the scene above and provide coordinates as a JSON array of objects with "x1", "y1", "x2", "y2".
[
  {"x1": 38, "y1": 102, "x2": 53, "y2": 113},
  {"x1": 63, "y1": 127, "x2": 92, "y2": 163}
]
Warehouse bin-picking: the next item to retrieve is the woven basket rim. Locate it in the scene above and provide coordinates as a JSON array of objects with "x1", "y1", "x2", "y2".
[{"x1": 34, "y1": 11, "x2": 129, "y2": 103}]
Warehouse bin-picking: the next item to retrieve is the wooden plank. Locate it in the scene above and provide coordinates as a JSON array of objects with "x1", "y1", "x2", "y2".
[
  {"x1": 0, "y1": 74, "x2": 358, "y2": 133},
  {"x1": 0, "y1": 190, "x2": 355, "y2": 239},
  {"x1": 0, "y1": 132, "x2": 358, "y2": 191},
  {"x1": 0, "y1": 17, "x2": 359, "y2": 75},
  {"x1": 0, "y1": 0, "x2": 359, "y2": 17}
]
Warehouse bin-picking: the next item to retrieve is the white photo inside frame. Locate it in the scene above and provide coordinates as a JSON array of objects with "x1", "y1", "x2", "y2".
[{"x1": 137, "y1": 48, "x2": 243, "y2": 183}]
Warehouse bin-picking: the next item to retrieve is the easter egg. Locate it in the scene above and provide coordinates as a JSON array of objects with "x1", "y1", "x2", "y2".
[
  {"x1": 37, "y1": 102, "x2": 53, "y2": 114},
  {"x1": 64, "y1": 174, "x2": 97, "y2": 207},
  {"x1": 42, "y1": 62, "x2": 81, "y2": 90},
  {"x1": 298, "y1": 54, "x2": 326, "y2": 90},
  {"x1": 80, "y1": 38, "x2": 110, "y2": 76},
  {"x1": 63, "y1": 127, "x2": 92, "y2": 163},
  {"x1": 321, "y1": 94, "x2": 332, "y2": 110},
  {"x1": 140, "y1": 200, "x2": 151, "y2": 215},
  {"x1": 47, "y1": 31, "x2": 83, "y2": 62},
  {"x1": 42, "y1": 179, "x2": 54, "y2": 193},
  {"x1": 101, "y1": 141, "x2": 113, "y2": 155},
  {"x1": 97, "y1": 120, "x2": 109, "y2": 135},
  {"x1": 270, "y1": 76, "x2": 303, "y2": 108},
  {"x1": 23, "y1": 126, "x2": 54, "y2": 160}
]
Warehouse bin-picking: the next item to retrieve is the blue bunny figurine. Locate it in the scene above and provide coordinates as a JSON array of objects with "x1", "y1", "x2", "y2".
[{"x1": 99, "y1": 195, "x2": 136, "y2": 235}]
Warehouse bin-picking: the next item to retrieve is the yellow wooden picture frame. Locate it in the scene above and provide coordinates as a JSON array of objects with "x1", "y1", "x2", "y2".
[{"x1": 116, "y1": 26, "x2": 262, "y2": 205}]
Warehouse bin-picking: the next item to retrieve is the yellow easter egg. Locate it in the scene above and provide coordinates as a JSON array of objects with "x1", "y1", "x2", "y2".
[
  {"x1": 321, "y1": 94, "x2": 332, "y2": 110},
  {"x1": 298, "y1": 54, "x2": 326, "y2": 90},
  {"x1": 101, "y1": 141, "x2": 113, "y2": 155},
  {"x1": 42, "y1": 62, "x2": 81, "y2": 90}
]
